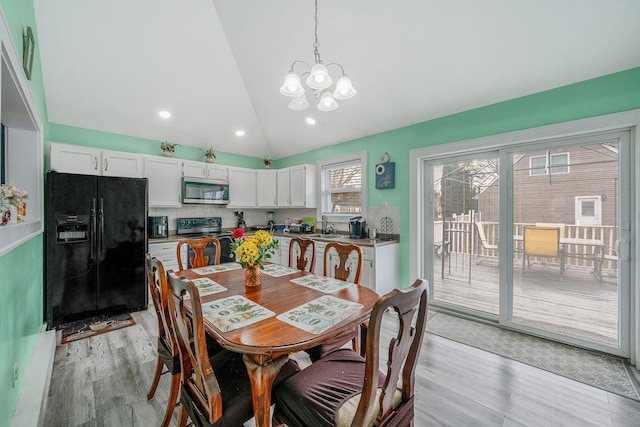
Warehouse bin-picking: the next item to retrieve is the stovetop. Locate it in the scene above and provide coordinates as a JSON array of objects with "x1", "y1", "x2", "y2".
[{"x1": 177, "y1": 217, "x2": 222, "y2": 236}]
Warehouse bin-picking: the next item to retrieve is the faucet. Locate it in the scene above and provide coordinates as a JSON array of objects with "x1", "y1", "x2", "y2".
[{"x1": 325, "y1": 223, "x2": 337, "y2": 234}]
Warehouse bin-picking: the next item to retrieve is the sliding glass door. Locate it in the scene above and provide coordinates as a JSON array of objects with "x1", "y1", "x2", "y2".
[{"x1": 423, "y1": 129, "x2": 631, "y2": 356}]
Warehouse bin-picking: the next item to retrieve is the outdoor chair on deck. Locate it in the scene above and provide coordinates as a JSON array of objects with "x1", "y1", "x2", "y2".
[
  {"x1": 475, "y1": 222, "x2": 498, "y2": 265},
  {"x1": 274, "y1": 279, "x2": 429, "y2": 427},
  {"x1": 306, "y1": 242, "x2": 364, "y2": 361},
  {"x1": 166, "y1": 272, "x2": 300, "y2": 427},
  {"x1": 176, "y1": 237, "x2": 221, "y2": 270},
  {"x1": 289, "y1": 237, "x2": 316, "y2": 272},
  {"x1": 522, "y1": 226, "x2": 564, "y2": 276}
]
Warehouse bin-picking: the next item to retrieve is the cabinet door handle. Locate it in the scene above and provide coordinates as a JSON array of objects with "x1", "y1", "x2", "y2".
[
  {"x1": 104, "y1": 158, "x2": 108, "y2": 171},
  {"x1": 94, "y1": 156, "x2": 98, "y2": 170}
]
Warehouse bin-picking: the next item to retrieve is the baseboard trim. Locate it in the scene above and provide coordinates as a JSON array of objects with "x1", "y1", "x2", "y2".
[{"x1": 11, "y1": 324, "x2": 56, "y2": 427}]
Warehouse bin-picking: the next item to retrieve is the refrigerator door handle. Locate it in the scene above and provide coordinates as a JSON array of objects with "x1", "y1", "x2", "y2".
[
  {"x1": 98, "y1": 198, "x2": 104, "y2": 259},
  {"x1": 90, "y1": 198, "x2": 97, "y2": 260}
]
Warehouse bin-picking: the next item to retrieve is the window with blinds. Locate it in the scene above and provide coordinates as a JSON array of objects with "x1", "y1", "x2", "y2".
[{"x1": 320, "y1": 160, "x2": 362, "y2": 214}]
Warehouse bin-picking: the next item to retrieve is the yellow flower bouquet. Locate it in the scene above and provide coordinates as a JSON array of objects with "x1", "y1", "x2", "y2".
[{"x1": 231, "y1": 228, "x2": 279, "y2": 269}]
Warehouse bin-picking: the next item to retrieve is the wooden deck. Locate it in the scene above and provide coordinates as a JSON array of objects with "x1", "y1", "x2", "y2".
[{"x1": 433, "y1": 253, "x2": 618, "y2": 346}]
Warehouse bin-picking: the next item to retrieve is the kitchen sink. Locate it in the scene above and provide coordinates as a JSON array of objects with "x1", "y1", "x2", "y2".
[{"x1": 305, "y1": 234, "x2": 343, "y2": 240}]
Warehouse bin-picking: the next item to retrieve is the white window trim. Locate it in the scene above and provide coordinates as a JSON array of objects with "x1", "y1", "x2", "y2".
[
  {"x1": 409, "y1": 108, "x2": 640, "y2": 365},
  {"x1": 549, "y1": 152, "x2": 570, "y2": 174},
  {"x1": 528, "y1": 152, "x2": 570, "y2": 176},
  {"x1": 316, "y1": 151, "x2": 367, "y2": 223}
]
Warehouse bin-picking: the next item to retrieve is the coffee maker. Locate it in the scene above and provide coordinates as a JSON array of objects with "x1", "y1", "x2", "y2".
[
  {"x1": 349, "y1": 216, "x2": 366, "y2": 239},
  {"x1": 148, "y1": 216, "x2": 168, "y2": 238}
]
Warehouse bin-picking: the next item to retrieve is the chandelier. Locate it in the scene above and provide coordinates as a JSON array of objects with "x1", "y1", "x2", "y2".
[{"x1": 279, "y1": 0, "x2": 357, "y2": 111}]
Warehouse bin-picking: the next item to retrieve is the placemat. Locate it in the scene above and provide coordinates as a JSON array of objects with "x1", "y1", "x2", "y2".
[
  {"x1": 185, "y1": 277, "x2": 227, "y2": 298},
  {"x1": 277, "y1": 296, "x2": 363, "y2": 334},
  {"x1": 192, "y1": 262, "x2": 242, "y2": 275},
  {"x1": 201, "y1": 295, "x2": 275, "y2": 332},
  {"x1": 290, "y1": 274, "x2": 354, "y2": 293},
  {"x1": 262, "y1": 264, "x2": 300, "y2": 277}
]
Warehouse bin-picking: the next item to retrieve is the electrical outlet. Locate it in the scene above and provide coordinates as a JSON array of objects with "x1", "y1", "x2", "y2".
[{"x1": 12, "y1": 362, "x2": 18, "y2": 388}]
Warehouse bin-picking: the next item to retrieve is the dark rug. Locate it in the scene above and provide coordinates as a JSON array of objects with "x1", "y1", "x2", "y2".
[
  {"x1": 60, "y1": 312, "x2": 136, "y2": 344},
  {"x1": 427, "y1": 312, "x2": 640, "y2": 401}
]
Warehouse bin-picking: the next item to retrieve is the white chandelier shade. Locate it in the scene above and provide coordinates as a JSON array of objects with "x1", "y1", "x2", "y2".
[{"x1": 279, "y1": 0, "x2": 356, "y2": 112}]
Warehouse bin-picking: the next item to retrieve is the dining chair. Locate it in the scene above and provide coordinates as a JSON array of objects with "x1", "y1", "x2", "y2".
[
  {"x1": 289, "y1": 237, "x2": 316, "y2": 272},
  {"x1": 145, "y1": 254, "x2": 181, "y2": 427},
  {"x1": 274, "y1": 279, "x2": 429, "y2": 427},
  {"x1": 165, "y1": 271, "x2": 300, "y2": 427},
  {"x1": 324, "y1": 241, "x2": 363, "y2": 285},
  {"x1": 307, "y1": 242, "x2": 365, "y2": 360},
  {"x1": 176, "y1": 237, "x2": 221, "y2": 270}
]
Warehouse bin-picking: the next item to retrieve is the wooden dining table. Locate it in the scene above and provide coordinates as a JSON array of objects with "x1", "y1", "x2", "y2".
[{"x1": 177, "y1": 262, "x2": 380, "y2": 427}]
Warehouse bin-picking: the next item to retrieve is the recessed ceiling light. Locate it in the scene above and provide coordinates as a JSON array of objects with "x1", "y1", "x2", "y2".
[
  {"x1": 235, "y1": 130, "x2": 245, "y2": 137},
  {"x1": 305, "y1": 117, "x2": 316, "y2": 125},
  {"x1": 158, "y1": 111, "x2": 171, "y2": 119}
]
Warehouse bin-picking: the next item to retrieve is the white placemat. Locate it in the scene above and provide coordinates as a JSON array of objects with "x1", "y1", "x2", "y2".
[
  {"x1": 184, "y1": 277, "x2": 227, "y2": 298},
  {"x1": 290, "y1": 274, "x2": 354, "y2": 293},
  {"x1": 201, "y1": 295, "x2": 275, "y2": 332},
  {"x1": 191, "y1": 262, "x2": 242, "y2": 275},
  {"x1": 277, "y1": 296, "x2": 364, "y2": 334},
  {"x1": 262, "y1": 264, "x2": 300, "y2": 277}
]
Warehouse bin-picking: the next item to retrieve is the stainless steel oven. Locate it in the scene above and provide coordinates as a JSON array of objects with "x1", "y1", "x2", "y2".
[{"x1": 176, "y1": 217, "x2": 234, "y2": 266}]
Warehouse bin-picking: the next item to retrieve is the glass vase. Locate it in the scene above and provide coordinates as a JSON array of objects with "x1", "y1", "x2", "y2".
[{"x1": 244, "y1": 264, "x2": 261, "y2": 288}]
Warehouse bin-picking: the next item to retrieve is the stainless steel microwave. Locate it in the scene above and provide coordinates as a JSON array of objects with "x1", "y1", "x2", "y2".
[{"x1": 182, "y1": 177, "x2": 230, "y2": 204}]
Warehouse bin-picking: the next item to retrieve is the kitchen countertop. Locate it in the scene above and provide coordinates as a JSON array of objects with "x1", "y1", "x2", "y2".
[{"x1": 149, "y1": 231, "x2": 399, "y2": 247}]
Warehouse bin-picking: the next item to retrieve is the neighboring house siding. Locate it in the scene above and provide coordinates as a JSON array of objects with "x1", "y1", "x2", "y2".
[{"x1": 478, "y1": 146, "x2": 618, "y2": 227}]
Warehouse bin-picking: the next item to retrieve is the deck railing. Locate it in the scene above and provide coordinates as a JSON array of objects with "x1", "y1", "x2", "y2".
[{"x1": 436, "y1": 220, "x2": 618, "y2": 272}]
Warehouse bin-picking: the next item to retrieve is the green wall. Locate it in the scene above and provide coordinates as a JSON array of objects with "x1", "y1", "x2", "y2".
[
  {"x1": 275, "y1": 67, "x2": 640, "y2": 286},
  {"x1": 0, "y1": 1, "x2": 47, "y2": 426},
  {"x1": 0, "y1": 236, "x2": 44, "y2": 426},
  {"x1": 48, "y1": 122, "x2": 265, "y2": 169}
]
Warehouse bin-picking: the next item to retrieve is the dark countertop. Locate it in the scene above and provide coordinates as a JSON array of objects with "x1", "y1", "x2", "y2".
[{"x1": 149, "y1": 231, "x2": 399, "y2": 247}]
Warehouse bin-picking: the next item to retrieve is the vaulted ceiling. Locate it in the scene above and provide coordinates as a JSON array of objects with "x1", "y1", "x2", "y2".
[{"x1": 34, "y1": 0, "x2": 640, "y2": 159}]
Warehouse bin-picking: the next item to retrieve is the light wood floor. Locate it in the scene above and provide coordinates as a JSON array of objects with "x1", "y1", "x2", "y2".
[{"x1": 43, "y1": 303, "x2": 640, "y2": 427}]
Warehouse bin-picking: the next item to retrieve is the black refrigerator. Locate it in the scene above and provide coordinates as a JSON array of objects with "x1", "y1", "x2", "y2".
[{"x1": 45, "y1": 171, "x2": 148, "y2": 329}]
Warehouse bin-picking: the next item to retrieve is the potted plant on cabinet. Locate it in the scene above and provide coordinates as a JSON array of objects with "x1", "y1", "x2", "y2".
[
  {"x1": 263, "y1": 155, "x2": 272, "y2": 169},
  {"x1": 202, "y1": 147, "x2": 216, "y2": 163},
  {"x1": 160, "y1": 142, "x2": 177, "y2": 157}
]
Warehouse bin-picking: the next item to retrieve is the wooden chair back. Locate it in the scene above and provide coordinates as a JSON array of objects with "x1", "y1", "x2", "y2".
[
  {"x1": 323, "y1": 241, "x2": 363, "y2": 285},
  {"x1": 354, "y1": 279, "x2": 429, "y2": 426},
  {"x1": 145, "y1": 255, "x2": 181, "y2": 427},
  {"x1": 166, "y1": 272, "x2": 223, "y2": 425},
  {"x1": 289, "y1": 237, "x2": 316, "y2": 272},
  {"x1": 145, "y1": 254, "x2": 178, "y2": 361},
  {"x1": 176, "y1": 237, "x2": 221, "y2": 270}
]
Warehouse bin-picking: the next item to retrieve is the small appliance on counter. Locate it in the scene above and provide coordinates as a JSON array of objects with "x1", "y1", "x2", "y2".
[
  {"x1": 349, "y1": 216, "x2": 367, "y2": 239},
  {"x1": 234, "y1": 211, "x2": 246, "y2": 230},
  {"x1": 148, "y1": 216, "x2": 168, "y2": 238}
]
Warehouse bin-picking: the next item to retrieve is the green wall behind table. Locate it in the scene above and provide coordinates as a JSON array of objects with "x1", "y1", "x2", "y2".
[
  {"x1": 47, "y1": 122, "x2": 265, "y2": 170},
  {"x1": 0, "y1": 0, "x2": 48, "y2": 425},
  {"x1": 275, "y1": 67, "x2": 640, "y2": 287}
]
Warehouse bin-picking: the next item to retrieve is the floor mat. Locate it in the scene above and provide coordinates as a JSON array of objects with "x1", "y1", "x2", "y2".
[
  {"x1": 427, "y1": 312, "x2": 640, "y2": 401},
  {"x1": 60, "y1": 312, "x2": 136, "y2": 344}
]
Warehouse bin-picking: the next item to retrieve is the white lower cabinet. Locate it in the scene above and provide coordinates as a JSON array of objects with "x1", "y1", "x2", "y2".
[
  {"x1": 312, "y1": 239, "x2": 399, "y2": 294},
  {"x1": 148, "y1": 241, "x2": 187, "y2": 272},
  {"x1": 273, "y1": 236, "x2": 291, "y2": 265}
]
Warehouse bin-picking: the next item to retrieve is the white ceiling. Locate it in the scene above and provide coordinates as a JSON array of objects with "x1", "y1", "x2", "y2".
[{"x1": 34, "y1": 0, "x2": 640, "y2": 159}]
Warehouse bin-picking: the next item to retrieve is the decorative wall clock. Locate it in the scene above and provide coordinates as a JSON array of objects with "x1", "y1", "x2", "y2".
[{"x1": 375, "y1": 162, "x2": 395, "y2": 189}]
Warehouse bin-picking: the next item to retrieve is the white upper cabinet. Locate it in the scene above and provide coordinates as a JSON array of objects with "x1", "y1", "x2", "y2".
[
  {"x1": 182, "y1": 160, "x2": 207, "y2": 178},
  {"x1": 278, "y1": 164, "x2": 316, "y2": 208},
  {"x1": 276, "y1": 169, "x2": 291, "y2": 207},
  {"x1": 144, "y1": 156, "x2": 182, "y2": 208},
  {"x1": 206, "y1": 164, "x2": 228, "y2": 181},
  {"x1": 50, "y1": 143, "x2": 101, "y2": 175},
  {"x1": 102, "y1": 149, "x2": 143, "y2": 177},
  {"x1": 256, "y1": 170, "x2": 277, "y2": 207},
  {"x1": 50, "y1": 143, "x2": 142, "y2": 178},
  {"x1": 228, "y1": 167, "x2": 257, "y2": 207}
]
